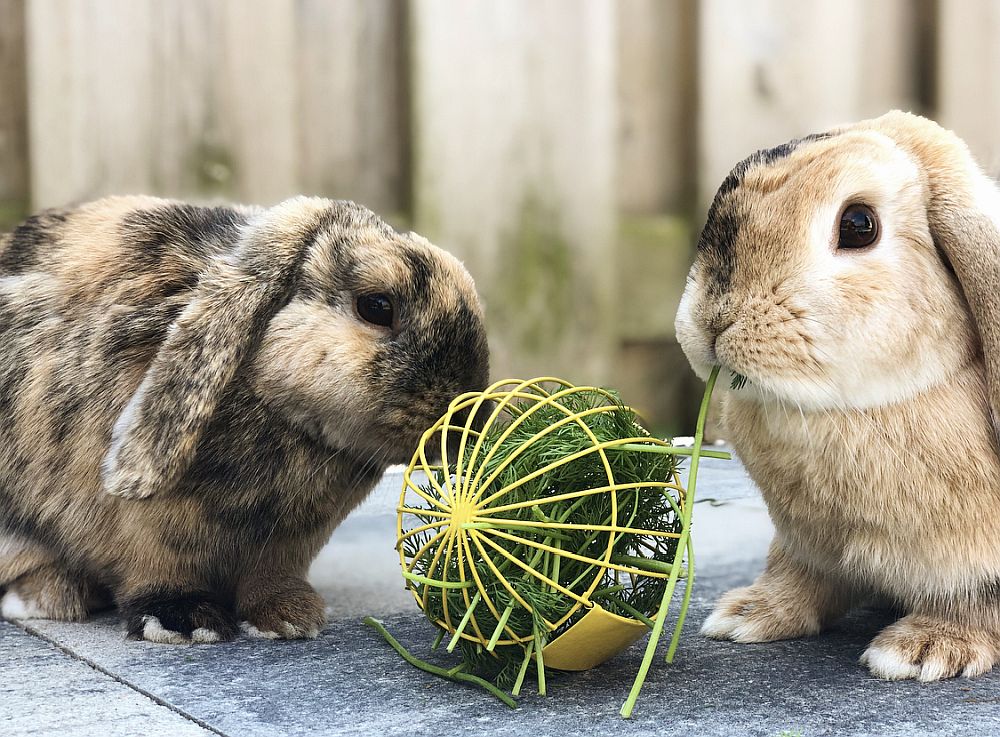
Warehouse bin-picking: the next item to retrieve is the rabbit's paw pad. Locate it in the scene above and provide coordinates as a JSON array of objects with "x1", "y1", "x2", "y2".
[
  {"x1": 861, "y1": 616, "x2": 999, "y2": 681},
  {"x1": 701, "y1": 585, "x2": 822, "y2": 643},
  {"x1": 125, "y1": 591, "x2": 238, "y2": 644}
]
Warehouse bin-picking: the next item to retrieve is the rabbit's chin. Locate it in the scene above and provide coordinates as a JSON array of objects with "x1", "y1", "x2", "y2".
[
  {"x1": 725, "y1": 374, "x2": 851, "y2": 411},
  {"x1": 691, "y1": 360, "x2": 904, "y2": 412},
  {"x1": 690, "y1": 355, "x2": 946, "y2": 414}
]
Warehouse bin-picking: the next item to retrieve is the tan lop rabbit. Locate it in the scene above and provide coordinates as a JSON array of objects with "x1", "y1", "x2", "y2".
[
  {"x1": 676, "y1": 111, "x2": 1000, "y2": 681},
  {"x1": 0, "y1": 196, "x2": 489, "y2": 643}
]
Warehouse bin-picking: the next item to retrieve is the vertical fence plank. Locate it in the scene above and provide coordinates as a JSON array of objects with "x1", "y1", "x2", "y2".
[
  {"x1": 145, "y1": 0, "x2": 299, "y2": 204},
  {"x1": 937, "y1": 0, "x2": 1000, "y2": 175},
  {"x1": 411, "y1": 0, "x2": 618, "y2": 384},
  {"x1": 613, "y1": 0, "x2": 699, "y2": 429},
  {"x1": 0, "y1": 0, "x2": 28, "y2": 225},
  {"x1": 145, "y1": 2, "x2": 224, "y2": 199},
  {"x1": 616, "y1": 0, "x2": 696, "y2": 216},
  {"x1": 26, "y1": 0, "x2": 404, "y2": 210},
  {"x1": 26, "y1": 0, "x2": 159, "y2": 208},
  {"x1": 297, "y1": 0, "x2": 407, "y2": 214},
  {"x1": 213, "y1": 0, "x2": 299, "y2": 204},
  {"x1": 698, "y1": 0, "x2": 919, "y2": 207},
  {"x1": 27, "y1": 0, "x2": 302, "y2": 208}
]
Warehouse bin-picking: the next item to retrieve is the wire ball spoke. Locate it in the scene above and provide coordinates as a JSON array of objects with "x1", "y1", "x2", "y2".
[
  {"x1": 467, "y1": 529, "x2": 558, "y2": 634},
  {"x1": 467, "y1": 515, "x2": 683, "y2": 539},
  {"x1": 478, "y1": 527, "x2": 676, "y2": 581}
]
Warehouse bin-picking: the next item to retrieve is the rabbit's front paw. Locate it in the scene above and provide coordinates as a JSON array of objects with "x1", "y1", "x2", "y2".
[
  {"x1": 124, "y1": 590, "x2": 239, "y2": 644},
  {"x1": 861, "y1": 614, "x2": 999, "y2": 681},
  {"x1": 1, "y1": 564, "x2": 103, "y2": 622},
  {"x1": 239, "y1": 580, "x2": 326, "y2": 640},
  {"x1": 701, "y1": 585, "x2": 824, "y2": 643}
]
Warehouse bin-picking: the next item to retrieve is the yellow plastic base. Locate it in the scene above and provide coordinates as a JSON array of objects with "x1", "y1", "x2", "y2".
[{"x1": 541, "y1": 604, "x2": 649, "y2": 671}]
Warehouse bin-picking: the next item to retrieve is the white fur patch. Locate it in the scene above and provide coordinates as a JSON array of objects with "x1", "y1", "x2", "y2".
[
  {"x1": 101, "y1": 373, "x2": 153, "y2": 492},
  {"x1": 0, "y1": 275, "x2": 27, "y2": 294},
  {"x1": 1, "y1": 591, "x2": 48, "y2": 620},
  {"x1": 701, "y1": 610, "x2": 780, "y2": 643},
  {"x1": 239, "y1": 621, "x2": 320, "y2": 640},
  {"x1": 0, "y1": 532, "x2": 33, "y2": 561},
  {"x1": 973, "y1": 170, "x2": 1000, "y2": 233},
  {"x1": 917, "y1": 646, "x2": 994, "y2": 681},
  {"x1": 917, "y1": 657, "x2": 952, "y2": 683},
  {"x1": 700, "y1": 610, "x2": 736, "y2": 639},
  {"x1": 860, "y1": 644, "x2": 920, "y2": 680},
  {"x1": 190, "y1": 627, "x2": 222, "y2": 644},
  {"x1": 240, "y1": 622, "x2": 280, "y2": 640},
  {"x1": 961, "y1": 653, "x2": 994, "y2": 679},
  {"x1": 140, "y1": 616, "x2": 188, "y2": 645}
]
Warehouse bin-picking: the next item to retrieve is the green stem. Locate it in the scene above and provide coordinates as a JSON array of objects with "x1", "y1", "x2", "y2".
[
  {"x1": 446, "y1": 592, "x2": 481, "y2": 652},
  {"x1": 610, "y1": 554, "x2": 689, "y2": 577},
  {"x1": 402, "y1": 571, "x2": 474, "y2": 589},
  {"x1": 486, "y1": 603, "x2": 515, "y2": 651},
  {"x1": 619, "y1": 364, "x2": 719, "y2": 719},
  {"x1": 590, "y1": 584, "x2": 625, "y2": 599},
  {"x1": 534, "y1": 626, "x2": 547, "y2": 696},
  {"x1": 530, "y1": 505, "x2": 552, "y2": 523},
  {"x1": 555, "y1": 492, "x2": 593, "y2": 523},
  {"x1": 511, "y1": 640, "x2": 535, "y2": 697},
  {"x1": 363, "y1": 617, "x2": 516, "y2": 709},
  {"x1": 563, "y1": 519, "x2": 619, "y2": 592},
  {"x1": 551, "y1": 538, "x2": 561, "y2": 588},
  {"x1": 666, "y1": 533, "x2": 696, "y2": 663},
  {"x1": 593, "y1": 597, "x2": 655, "y2": 628},
  {"x1": 617, "y1": 444, "x2": 731, "y2": 460}
]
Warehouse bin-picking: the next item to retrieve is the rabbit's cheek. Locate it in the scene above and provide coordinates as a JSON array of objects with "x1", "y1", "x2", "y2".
[
  {"x1": 250, "y1": 304, "x2": 381, "y2": 447},
  {"x1": 674, "y1": 285, "x2": 717, "y2": 382}
]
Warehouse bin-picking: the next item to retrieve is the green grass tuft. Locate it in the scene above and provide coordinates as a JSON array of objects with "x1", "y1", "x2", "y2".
[{"x1": 730, "y1": 372, "x2": 749, "y2": 390}]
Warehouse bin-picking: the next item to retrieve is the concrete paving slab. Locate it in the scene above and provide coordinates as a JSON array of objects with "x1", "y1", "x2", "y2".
[
  {"x1": 0, "y1": 621, "x2": 215, "y2": 737},
  {"x1": 21, "y1": 593, "x2": 1000, "y2": 737},
  {"x1": 8, "y1": 457, "x2": 1000, "y2": 737}
]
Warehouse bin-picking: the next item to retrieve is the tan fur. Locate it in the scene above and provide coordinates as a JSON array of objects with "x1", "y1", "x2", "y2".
[
  {"x1": 676, "y1": 111, "x2": 1000, "y2": 680},
  {"x1": 0, "y1": 196, "x2": 489, "y2": 642}
]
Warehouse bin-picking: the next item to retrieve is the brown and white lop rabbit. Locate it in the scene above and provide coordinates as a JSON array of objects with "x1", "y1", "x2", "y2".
[{"x1": 676, "y1": 111, "x2": 1000, "y2": 681}]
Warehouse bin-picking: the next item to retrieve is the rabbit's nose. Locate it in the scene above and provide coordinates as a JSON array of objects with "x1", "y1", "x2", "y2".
[
  {"x1": 705, "y1": 339, "x2": 718, "y2": 365},
  {"x1": 706, "y1": 310, "x2": 736, "y2": 339},
  {"x1": 703, "y1": 293, "x2": 736, "y2": 338}
]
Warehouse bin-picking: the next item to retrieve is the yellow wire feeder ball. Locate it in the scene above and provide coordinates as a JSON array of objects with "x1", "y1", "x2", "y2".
[{"x1": 389, "y1": 369, "x2": 722, "y2": 716}]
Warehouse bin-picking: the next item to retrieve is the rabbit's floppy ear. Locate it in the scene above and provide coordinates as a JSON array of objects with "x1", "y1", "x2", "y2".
[
  {"x1": 863, "y1": 111, "x2": 1000, "y2": 432},
  {"x1": 102, "y1": 197, "x2": 331, "y2": 499}
]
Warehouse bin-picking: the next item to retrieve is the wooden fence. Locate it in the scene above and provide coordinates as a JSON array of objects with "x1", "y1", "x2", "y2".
[{"x1": 0, "y1": 0, "x2": 996, "y2": 431}]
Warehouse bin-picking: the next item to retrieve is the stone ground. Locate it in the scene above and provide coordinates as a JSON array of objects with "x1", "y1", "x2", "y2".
[{"x1": 2, "y1": 455, "x2": 998, "y2": 737}]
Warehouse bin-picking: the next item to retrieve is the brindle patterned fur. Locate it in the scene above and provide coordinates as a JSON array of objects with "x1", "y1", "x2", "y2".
[{"x1": 0, "y1": 196, "x2": 489, "y2": 643}]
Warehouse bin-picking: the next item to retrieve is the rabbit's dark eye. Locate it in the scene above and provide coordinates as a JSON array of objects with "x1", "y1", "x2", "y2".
[
  {"x1": 838, "y1": 204, "x2": 880, "y2": 249},
  {"x1": 356, "y1": 294, "x2": 395, "y2": 328}
]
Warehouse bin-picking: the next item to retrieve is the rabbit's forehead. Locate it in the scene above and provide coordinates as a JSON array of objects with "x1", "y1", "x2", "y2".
[
  {"x1": 303, "y1": 226, "x2": 406, "y2": 285},
  {"x1": 699, "y1": 134, "x2": 920, "y2": 271},
  {"x1": 738, "y1": 135, "x2": 915, "y2": 208},
  {"x1": 304, "y1": 227, "x2": 479, "y2": 307}
]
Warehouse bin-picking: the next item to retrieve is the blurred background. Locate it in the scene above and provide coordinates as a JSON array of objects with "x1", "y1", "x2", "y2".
[{"x1": 0, "y1": 0, "x2": 995, "y2": 433}]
